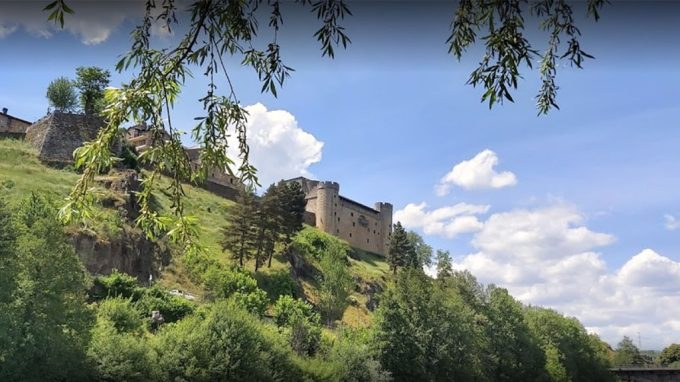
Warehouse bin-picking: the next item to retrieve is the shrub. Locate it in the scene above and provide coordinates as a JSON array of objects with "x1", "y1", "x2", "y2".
[
  {"x1": 97, "y1": 297, "x2": 144, "y2": 334},
  {"x1": 274, "y1": 295, "x2": 321, "y2": 356},
  {"x1": 256, "y1": 268, "x2": 298, "y2": 301},
  {"x1": 87, "y1": 319, "x2": 154, "y2": 382},
  {"x1": 134, "y1": 285, "x2": 194, "y2": 324},
  {"x1": 94, "y1": 270, "x2": 140, "y2": 300}
]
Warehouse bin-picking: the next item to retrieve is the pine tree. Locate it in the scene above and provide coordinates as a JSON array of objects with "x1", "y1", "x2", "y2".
[
  {"x1": 388, "y1": 222, "x2": 415, "y2": 275},
  {"x1": 253, "y1": 184, "x2": 283, "y2": 272},
  {"x1": 278, "y1": 181, "x2": 306, "y2": 245},
  {"x1": 221, "y1": 188, "x2": 258, "y2": 268}
]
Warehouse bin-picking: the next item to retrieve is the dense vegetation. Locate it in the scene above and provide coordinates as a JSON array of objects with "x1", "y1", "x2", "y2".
[{"x1": 0, "y1": 139, "x2": 649, "y2": 381}]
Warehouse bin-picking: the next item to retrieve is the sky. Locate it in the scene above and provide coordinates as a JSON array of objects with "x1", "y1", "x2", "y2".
[{"x1": 1, "y1": 1, "x2": 679, "y2": 349}]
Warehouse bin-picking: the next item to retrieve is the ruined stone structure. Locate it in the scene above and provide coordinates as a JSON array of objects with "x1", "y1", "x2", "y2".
[
  {"x1": 287, "y1": 177, "x2": 393, "y2": 256},
  {"x1": 124, "y1": 124, "x2": 243, "y2": 200},
  {"x1": 0, "y1": 108, "x2": 32, "y2": 139},
  {"x1": 185, "y1": 147, "x2": 243, "y2": 200},
  {"x1": 25, "y1": 111, "x2": 103, "y2": 165}
]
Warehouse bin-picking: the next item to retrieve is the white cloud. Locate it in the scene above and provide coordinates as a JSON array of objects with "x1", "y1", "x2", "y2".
[
  {"x1": 0, "y1": 2, "x2": 170, "y2": 44},
  {"x1": 227, "y1": 103, "x2": 323, "y2": 189},
  {"x1": 435, "y1": 149, "x2": 517, "y2": 195},
  {"x1": 665, "y1": 214, "x2": 680, "y2": 231},
  {"x1": 442, "y1": 204, "x2": 680, "y2": 349},
  {"x1": 394, "y1": 202, "x2": 489, "y2": 238}
]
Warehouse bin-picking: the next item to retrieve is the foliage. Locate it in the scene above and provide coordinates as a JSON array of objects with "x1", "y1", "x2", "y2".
[
  {"x1": 524, "y1": 306, "x2": 614, "y2": 381},
  {"x1": 134, "y1": 284, "x2": 195, "y2": 324},
  {"x1": 153, "y1": 300, "x2": 302, "y2": 381},
  {"x1": 374, "y1": 269, "x2": 481, "y2": 381},
  {"x1": 97, "y1": 297, "x2": 144, "y2": 334},
  {"x1": 74, "y1": 66, "x2": 111, "y2": 116},
  {"x1": 94, "y1": 269, "x2": 140, "y2": 299},
  {"x1": 46, "y1": 76, "x2": 78, "y2": 112},
  {"x1": 317, "y1": 241, "x2": 354, "y2": 325},
  {"x1": 659, "y1": 343, "x2": 680, "y2": 366},
  {"x1": 203, "y1": 265, "x2": 268, "y2": 316},
  {"x1": 0, "y1": 193, "x2": 94, "y2": 382},
  {"x1": 613, "y1": 336, "x2": 645, "y2": 367},
  {"x1": 328, "y1": 330, "x2": 391, "y2": 382},
  {"x1": 87, "y1": 318, "x2": 154, "y2": 382},
  {"x1": 406, "y1": 230, "x2": 433, "y2": 268},
  {"x1": 274, "y1": 295, "x2": 321, "y2": 356},
  {"x1": 387, "y1": 222, "x2": 417, "y2": 274},
  {"x1": 293, "y1": 226, "x2": 350, "y2": 261},
  {"x1": 256, "y1": 268, "x2": 299, "y2": 301},
  {"x1": 435, "y1": 249, "x2": 453, "y2": 278},
  {"x1": 221, "y1": 187, "x2": 258, "y2": 267}
]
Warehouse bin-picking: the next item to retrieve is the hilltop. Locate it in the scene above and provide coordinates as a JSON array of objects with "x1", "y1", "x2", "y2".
[{"x1": 0, "y1": 138, "x2": 388, "y2": 327}]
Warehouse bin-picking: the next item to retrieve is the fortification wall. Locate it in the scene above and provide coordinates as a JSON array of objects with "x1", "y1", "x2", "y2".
[{"x1": 25, "y1": 112, "x2": 103, "y2": 164}]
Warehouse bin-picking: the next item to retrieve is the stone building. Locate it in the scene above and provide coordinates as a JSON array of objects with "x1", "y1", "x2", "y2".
[
  {"x1": 25, "y1": 111, "x2": 104, "y2": 165},
  {"x1": 286, "y1": 177, "x2": 393, "y2": 256},
  {"x1": 0, "y1": 108, "x2": 32, "y2": 139},
  {"x1": 125, "y1": 124, "x2": 171, "y2": 152},
  {"x1": 185, "y1": 147, "x2": 243, "y2": 200}
]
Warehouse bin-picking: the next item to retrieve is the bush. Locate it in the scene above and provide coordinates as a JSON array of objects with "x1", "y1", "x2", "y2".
[
  {"x1": 97, "y1": 297, "x2": 144, "y2": 334},
  {"x1": 153, "y1": 301, "x2": 302, "y2": 381},
  {"x1": 274, "y1": 295, "x2": 321, "y2": 356},
  {"x1": 94, "y1": 270, "x2": 140, "y2": 300},
  {"x1": 134, "y1": 285, "x2": 194, "y2": 325},
  {"x1": 293, "y1": 227, "x2": 349, "y2": 261},
  {"x1": 87, "y1": 319, "x2": 154, "y2": 382},
  {"x1": 204, "y1": 266, "x2": 268, "y2": 316},
  {"x1": 256, "y1": 269, "x2": 298, "y2": 301}
]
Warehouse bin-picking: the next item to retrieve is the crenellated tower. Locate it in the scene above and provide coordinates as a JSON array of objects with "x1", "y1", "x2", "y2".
[
  {"x1": 315, "y1": 181, "x2": 340, "y2": 233},
  {"x1": 374, "y1": 202, "x2": 393, "y2": 256}
]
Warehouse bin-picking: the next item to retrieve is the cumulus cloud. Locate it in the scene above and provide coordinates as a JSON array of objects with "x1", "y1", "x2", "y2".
[
  {"x1": 435, "y1": 149, "x2": 517, "y2": 195},
  {"x1": 0, "y1": 2, "x2": 170, "y2": 44},
  {"x1": 443, "y1": 204, "x2": 680, "y2": 349},
  {"x1": 227, "y1": 103, "x2": 323, "y2": 189},
  {"x1": 394, "y1": 202, "x2": 489, "y2": 238},
  {"x1": 665, "y1": 214, "x2": 680, "y2": 231}
]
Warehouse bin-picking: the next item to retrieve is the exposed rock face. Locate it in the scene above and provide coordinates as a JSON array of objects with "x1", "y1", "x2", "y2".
[
  {"x1": 364, "y1": 281, "x2": 383, "y2": 312},
  {"x1": 25, "y1": 111, "x2": 104, "y2": 165},
  {"x1": 99, "y1": 169, "x2": 141, "y2": 221},
  {"x1": 71, "y1": 227, "x2": 170, "y2": 284}
]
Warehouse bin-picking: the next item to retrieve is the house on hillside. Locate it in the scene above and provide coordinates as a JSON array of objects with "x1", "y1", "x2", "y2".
[
  {"x1": 185, "y1": 147, "x2": 243, "y2": 200},
  {"x1": 24, "y1": 111, "x2": 104, "y2": 165},
  {"x1": 0, "y1": 108, "x2": 32, "y2": 139}
]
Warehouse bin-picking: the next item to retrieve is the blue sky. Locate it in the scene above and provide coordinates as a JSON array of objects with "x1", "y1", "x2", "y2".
[{"x1": 1, "y1": 1, "x2": 679, "y2": 349}]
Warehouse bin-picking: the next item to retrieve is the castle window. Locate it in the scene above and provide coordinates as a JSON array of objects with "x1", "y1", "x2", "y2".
[
  {"x1": 334, "y1": 212, "x2": 336, "y2": 216},
  {"x1": 335, "y1": 203, "x2": 337, "y2": 207},
  {"x1": 337, "y1": 217, "x2": 340, "y2": 222},
  {"x1": 351, "y1": 212, "x2": 354, "y2": 217},
  {"x1": 352, "y1": 222, "x2": 355, "y2": 227},
  {"x1": 336, "y1": 229, "x2": 339, "y2": 234},
  {"x1": 367, "y1": 239, "x2": 369, "y2": 244},
  {"x1": 373, "y1": 230, "x2": 376, "y2": 234},
  {"x1": 349, "y1": 233, "x2": 352, "y2": 238}
]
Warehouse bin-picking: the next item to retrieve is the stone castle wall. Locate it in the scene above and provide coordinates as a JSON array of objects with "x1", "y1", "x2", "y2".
[
  {"x1": 288, "y1": 177, "x2": 393, "y2": 256},
  {"x1": 25, "y1": 112, "x2": 103, "y2": 164}
]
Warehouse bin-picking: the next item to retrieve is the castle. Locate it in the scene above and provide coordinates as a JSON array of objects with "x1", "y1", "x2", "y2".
[{"x1": 287, "y1": 177, "x2": 393, "y2": 256}]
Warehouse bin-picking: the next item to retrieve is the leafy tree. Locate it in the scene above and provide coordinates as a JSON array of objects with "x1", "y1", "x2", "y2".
[
  {"x1": 56, "y1": 0, "x2": 608, "y2": 249},
  {"x1": 374, "y1": 269, "x2": 481, "y2": 381},
  {"x1": 46, "y1": 76, "x2": 78, "y2": 112},
  {"x1": 87, "y1": 317, "x2": 154, "y2": 381},
  {"x1": 329, "y1": 330, "x2": 391, "y2": 382},
  {"x1": 436, "y1": 249, "x2": 453, "y2": 279},
  {"x1": 317, "y1": 242, "x2": 354, "y2": 325},
  {"x1": 387, "y1": 222, "x2": 416, "y2": 274},
  {"x1": 75, "y1": 66, "x2": 111, "y2": 116},
  {"x1": 659, "y1": 343, "x2": 680, "y2": 367},
  {"x1": 406, "y1": 230, "x2": 433, "y2": 268},
  {"x1": 253, "y1": 184, "x2": 285, "y2": 271},
  {"x1": 484, "y1": 287, "x2": 547, "y2": 381},
  {"x1": 0, "y1": 194, "x2": 94, "y2": 382},
  {"x1": 273, "y1": 295, "x2": 321, "y2": 355},
  {"x1": 221, "y1": 188, "x2": 258, "y2": 267},
  {"x1": 524, "y1": 307, "x2": 614, "y2": 382},
  {"x1": 203, "y1": 266, "x2": 268, "y2": 316},
  {"x1": 97, "y1": 297, "x2": 145, "y2": 335},
  {"x1": 613, "y1": 336, "x2": 645, "y2": 367}
]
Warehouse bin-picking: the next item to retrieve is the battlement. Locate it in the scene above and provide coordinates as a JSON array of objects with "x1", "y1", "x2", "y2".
[{"x1": 317, "y1": 181, "x2": 340, "y2": 190}]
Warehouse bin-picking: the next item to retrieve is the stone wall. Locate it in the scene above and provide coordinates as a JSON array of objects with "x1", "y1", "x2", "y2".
[
  {"x1": 25, "y1": 111, "x2": 103, "y2": 164},
  {"x1": 0, "y1": 112, "x2": 31, "y2": 139}
]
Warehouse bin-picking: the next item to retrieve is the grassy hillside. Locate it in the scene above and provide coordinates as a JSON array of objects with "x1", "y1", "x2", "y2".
[{"x1": 0, "y1": 138, "x2": 389, "y2": 327}]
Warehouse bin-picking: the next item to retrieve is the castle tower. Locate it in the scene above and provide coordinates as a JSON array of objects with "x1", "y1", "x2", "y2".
[
  {"x1": 374, "y1": 202, "x2": 393, "y2": 256},
  {"x1": 315, "y1": 181, "x2": 340, "y2": 234}
]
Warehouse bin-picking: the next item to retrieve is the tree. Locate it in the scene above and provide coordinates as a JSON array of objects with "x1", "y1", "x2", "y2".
[
  {"x1": 613, "y1": 336, "x2": 645, "y2": 367},
  {"x1": 253, "y1": 184, "x2": 284, "y2": 271},
  {"x1": 74, "y1": 66, "x2": 111, "y2": 116},
  {"x1": 659, "y1": 343, "x2": 680, "y2": 367},
  {"x1": 0, "y1": 199, "x2": 18, "y2": 367},
  {"x1": 374, "y1": 269, "x2": 481, "y2": 381},
  {"x1": 0, "y1": 194, "x2": 94, "y2": 382},
  {"x1": 221, "y1": 188, "x2": 258, "y2": 267},
  {"x1": 46, "y1": 76, "x2": 78, "y2": 112},
  {"x1": 273, "y1": 295, "x2": 321, "y2": 356},
  {"x1": 406, "y1": 230, "x2": 433, "y2": 268},
  {"x1": 436, "y1": 249, "x2": 453, "y2": 279},
  {"x1": 54, "y1": 0, "x2": 609, "y2": 249},
  {"x1": 387, "y1": 222, "x2": 417, "y2": 274},
  {"x1": 317, "y1": 242, "x2": 354, "y2": 325},
  {"x1": 277, "y1": 181, "x2": 306, "y2": 245}
]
